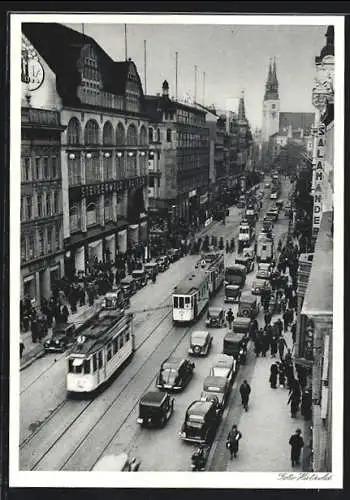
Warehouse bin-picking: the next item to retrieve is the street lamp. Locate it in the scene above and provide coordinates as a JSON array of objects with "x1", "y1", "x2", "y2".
[
  {"x1": 86, "y1": 152, "x2": 92, "y2": 159},
  {"x1": 104, "y1": 152, "x2": 111, "y2": 158},
  {"x1": 117, "y1": 152, "x2": 123, "y2": 158},
  {"x1": 68, "y1": 153, "x2": 76, "y2": 160}
]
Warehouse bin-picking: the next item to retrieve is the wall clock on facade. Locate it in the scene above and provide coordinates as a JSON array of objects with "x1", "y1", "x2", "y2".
[{"x1": 22, "y1": 55, "x2": 45, "y2": 91}]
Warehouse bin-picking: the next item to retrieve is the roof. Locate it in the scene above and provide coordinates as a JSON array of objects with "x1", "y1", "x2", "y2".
[
  {"x1": 145, "y1": 94, "x2": 206, "y2": 123},
  {"x1": 69, "y1": 312, "x2": 130, "y2": 356},
  {"x1": 203, "y1": 376, "x2": 228, "y2": 390},
  {"x1": 162, "y1": 357, "x2": 183, "y2": 369},
  {"x1": 232, "y1": 317, "x2": 251, "y2": 325},
  {"x1": 22, "y1": 23, "x2": 143, "y2": 107},
  {"x1": 302, "y1": 211, "x2": 333, "y2": 316},
  {"x1": 188, "y1": 400, "x2": 212, "y2": 415},
  {"x1": 173, "y1": 269, "x2": 208, "y2": 295},
  {"x1": 279, "y1": 112, "x2": 315, "y2": 133},
  {"x1": 239, "y1": 293, "x2": 257, "y2": 303},
  {"x1": 139, "y1": 391, "x2": 167, "y2": 406},
  {"x1": 224, "y1": 332, "x2": 247, "y2": 341},
  {"x1": 212, "y1": 354, "x2": 234, "y2": 366}
]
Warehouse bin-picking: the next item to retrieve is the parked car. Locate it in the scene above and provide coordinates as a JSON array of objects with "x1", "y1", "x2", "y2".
[
  {"x1": 266, "y1": 208, "x2": 279, "y2": 222},
  {"x1": 132, "y1": 269, "x2": 148, "y2": 288},
  {"x1": 205, "y1": 307, "x2": 226, "y2": 328},
  {"x1": 44, "y1": 323, "x2": 76, "y2": 352},
  {"x1": 188, "y1": 330, "x2": 213, "y2": 357},
  {"x1": 238, "y1": 292, "x2": 259, "y2": 319},
  {"x1": 200, "y1": 375, "x2": 230, "y2": 413},
  {"x1": 120, "y1": 275, "x2": 137, "y2": 297},
  {"x1": 179, "y1": 399, "x2": 221, "y2": 444},
  {"x1": 222, "y1": 332, "x2": 248, "y2": 365},
  {"x1": 252, "y1": 278, "x2": 271, "y2": 295},
  {"x1": 101, "y1": 289, "x2": 129, "y2": 312},
  {"x1": 137, "y1": 391, "x2": 174, "y2": 428},
  {"x1": 156, "y1": 357, "x2": 195, "y2": 391},
  {"x1": 157, "y1": 255, "x2": 170, "y2": 272},
  {"x1": 92, "y1": 453, "x2": 140, "y2": 471},
  {"x1": 209, "y1": 354, "x2": 235, "y2": 385},
  {"x1": 144, "y1": 262, "x2": 159, "y2": 281},
  {"x1": 256, "y1": 263, "x2": 272, "y2": 280}
]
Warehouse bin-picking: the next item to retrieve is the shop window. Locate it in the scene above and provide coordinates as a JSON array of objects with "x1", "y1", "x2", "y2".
[
  {"x1": 37, "y1": 194, "x2": 43, "y2": 217},
  {"x1": 47, "y1": 227, "x2": 53, "y2": 253}
]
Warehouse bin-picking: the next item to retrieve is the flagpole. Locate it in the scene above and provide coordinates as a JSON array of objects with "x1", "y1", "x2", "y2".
[
  {"x1": 124, "y1": 24, "x2": 128, "y2": 61},
  {"x1": 194, "y1": 65, "x2": 197, "y2": 103},
  {"x1": 175, "y1": 52, "x2": 178, "y2": 101},
  {"x1": 203, "y1": 71, "x2": 205, "y2": 105},
  {"x1": 144, "y1": 40, "x2": 147, "y2": 95}
]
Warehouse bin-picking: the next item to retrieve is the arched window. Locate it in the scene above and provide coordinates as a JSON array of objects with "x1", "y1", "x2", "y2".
[
  {"x1": 116, "y1": 123, "x2": 125, "y2": 146},
  {"x1": 69, "y1": 204, "x2": 81, "y2": 233},
  {"x1": 67, "y1": 117, "x2": 81, "y2": 145},
  {"x1": 148, "y1": 127, "x2": 154, "y2": 143},
  {"x1": 139, "y1": 125, "x2": 147, "y2": 146},
  {"x1": 126, "y1": 124, "x2": 138, "y2": 146},
  {"x1": 102, "y1": 121, "x2": 113, "y2": 145},
  {"x1": 84, "y1": 119, "x2": 100, "y2": 145}
]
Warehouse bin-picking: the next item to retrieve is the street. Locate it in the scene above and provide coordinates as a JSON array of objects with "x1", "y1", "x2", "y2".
[{"x1": 19, "y1": 179, "x2": 297, "y2": 472}]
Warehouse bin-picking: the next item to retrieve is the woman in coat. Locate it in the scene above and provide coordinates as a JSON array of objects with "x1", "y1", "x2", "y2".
[{"x1": 269, "y1": 363, "x2": 278, "y2": 389}]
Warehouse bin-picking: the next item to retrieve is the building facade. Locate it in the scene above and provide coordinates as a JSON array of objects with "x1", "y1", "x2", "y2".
[
  {"x1": 145, "y1": 81, "x2": 209, "y2": 248},
  {"x1": 21, "y1": 34, "x2": 66, "y2": 305},
  {"x1": 23, "y1": 23, "x2": 149, "y2": 277}
]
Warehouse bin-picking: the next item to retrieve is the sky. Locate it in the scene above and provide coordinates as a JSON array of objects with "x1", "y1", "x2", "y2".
[{"x1": 63, "y1": 22, "x2": 327, "y2": 129}]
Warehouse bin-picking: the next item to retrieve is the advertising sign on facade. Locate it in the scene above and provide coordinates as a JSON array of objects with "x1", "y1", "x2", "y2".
[{"x1": 312, "y1": 123, "x2": 325, "y2": 235}]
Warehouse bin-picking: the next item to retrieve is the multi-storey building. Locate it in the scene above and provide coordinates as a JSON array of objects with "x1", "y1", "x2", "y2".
[
  {"x1": 145, "y1": 81, "x2": 209, "y2": 246},
  {"x1": 20, "y1": 33, "x2": 66, "y2": 305},
  {"x1": 23, "y1": 23, "x2": 149, "y2": 277}
]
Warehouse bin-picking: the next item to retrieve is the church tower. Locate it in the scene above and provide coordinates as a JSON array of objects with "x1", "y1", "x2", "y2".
[{"x1": 262, "y1": 57, "x2": 280, "y2": 142}]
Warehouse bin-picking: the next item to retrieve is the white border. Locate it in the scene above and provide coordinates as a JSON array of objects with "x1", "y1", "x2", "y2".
[{"x1": 10, "y1": 13, "x2": 344, "y2": 489}]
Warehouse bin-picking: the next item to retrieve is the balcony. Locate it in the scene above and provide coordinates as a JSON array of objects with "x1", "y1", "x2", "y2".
[{"x1": 21, "y1": 107, "x2": 65, "y2": 130}]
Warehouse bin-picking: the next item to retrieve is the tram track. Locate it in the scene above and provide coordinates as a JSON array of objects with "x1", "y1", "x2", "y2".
[{"x1": 19, "y1": 306, "x2": 173, "y2": 453}]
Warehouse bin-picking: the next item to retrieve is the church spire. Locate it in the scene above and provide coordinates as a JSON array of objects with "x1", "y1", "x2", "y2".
[
  {"x1": 238, "y1": 90, "x2": 246, "y2": 121},
  {"x1": 264, "y1": 57, "x2": 279, "y2": 101}
]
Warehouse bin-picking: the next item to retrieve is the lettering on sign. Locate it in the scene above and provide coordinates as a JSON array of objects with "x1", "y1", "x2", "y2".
[{"x1": 312, "y1": 124, "x2": 325, "y2": 232}]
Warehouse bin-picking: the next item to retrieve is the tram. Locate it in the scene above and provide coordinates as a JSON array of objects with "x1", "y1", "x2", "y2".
[
  {"x1": 194, "y1": 252, "x2": 225, "y2": 297},
  {"x1": 172, "y1": 269, "x2": 210, "y2": 324},
  {"x1": 66, "y1": 310, "x2": 134, "y2": 395}
]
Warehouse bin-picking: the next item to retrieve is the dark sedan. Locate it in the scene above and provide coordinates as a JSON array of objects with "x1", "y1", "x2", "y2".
[
  {"x1": 44, "y1": 323, "x2": 76, "y2": 352},
  {"x1": 156, "y1": 357, "x2": 195, "y2": 391}
]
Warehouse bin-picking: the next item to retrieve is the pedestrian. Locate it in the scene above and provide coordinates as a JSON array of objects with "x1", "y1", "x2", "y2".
[
  {"x1": 289, "y1": 429, "x2": 304, "y2": 467},
  {"x1": 269, "y1": 363, "x2": 278, "y2": 389},
  {"x1": 284, "y1": 348, "x2": 292, "y2": 365},
  {"x1": 239, "y1": 380, "x2": 251, "y2": 411},
  {"x1": 276, "y1": 318, "x2": 283, "y2": 337},
  {"x1": 226, "y1": 308, "x2": 234, "y2": 330},
  {"x1": 278, "y1": 335, "x2": 287, "y2": 360},
  {"x1": 288, "y1": 380, "x2": 301, "y2": 418},
  {"x1": 301, "y1": 388, "x2": 312, "y2": 420},
  {"x1": 260, "y1": 331, "x2": 269, "y2": 357},
  {"x1": 278, "y1": 362, "x2": 286, "y2": 387},
  {"x1": 250, "y1": 319, "x2": 258, "y2": 341},
  {"x1": 282, "y1": 310, "x2": 290, "y2": 332},
  {"x1": 264, "y1": 311, "x2": 272, "y2": 327},
  {"x1": 270, "y1": 332, "x2": 278, "y2": 357},
  {"x1": 291, "y1": 322, "x2": 297, "y2": 344},
  {"x1": 31, "y1": 316, "x2": 38, "y2": 343},
  {"x1": 254, "y1": 336, "x2": 262, "y2": 357},
  {"x1": 226, "y1": 425, "x2": 242, "y2": 459},
  {"x1": 286, "y1": 363, "x2": 295, "y2": 389},
  {"x1": 20, "y1": 341, "x2": 25, "y2": 360}
]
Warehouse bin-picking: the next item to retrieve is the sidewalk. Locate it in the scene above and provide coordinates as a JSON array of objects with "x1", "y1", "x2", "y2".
[{"x1": 20, "y1": 299, "x2": 103, "y2": 371}]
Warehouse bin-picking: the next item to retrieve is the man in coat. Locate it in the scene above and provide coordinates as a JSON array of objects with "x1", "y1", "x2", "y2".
[
  {"x1": 278, "y1": 335, "x2": 288, "y2": 360},
  {"x1": 227, "y1": 425, "x2": 242, "y2": 459},
  {"x1": 289, "y1": 429, "x2": 304, "y2": 466},
  {"x1": 239, "y1": 380, "x2": 251, "y2": 411},
  {"x1": 226, "y1": 308, "x2": 234, "y2": 330}
]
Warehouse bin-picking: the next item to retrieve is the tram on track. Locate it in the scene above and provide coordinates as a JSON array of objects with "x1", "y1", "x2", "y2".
[
  {"x1": 194, "y1": 252, "x2": 225, "y2": 297},
  {"x1": 172, "y1": 269, "x2": 210, "y2": 324},
  {"x1": 66, "y1": 310, "x2": 134, "y2": 395}
]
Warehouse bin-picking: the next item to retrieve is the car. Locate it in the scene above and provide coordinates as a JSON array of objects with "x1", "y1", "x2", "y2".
[
  {"x1": 144, "y1": 262, "x2": 159, "y2": 281},
  {"x1": 209, "y1": 354, "x2": 235, "y2": 385},
  {"x1": 205, "y1": 307, "x2": 226, "y2": 328},
  {"x1": 168, "y1": 248, "x2": 182, "y2": 263},
  {"x1": 252, "y1": 278, "x2": 271, "y2": 295},
  {"x1": 157, "y1": 255, "x2": 170, "y2": 272},
  {"x1": 256, "y1": 268, "x2": 272, "y2": 280},
  {"x1": 224, "y1": 284, "x2": 242, "y2": 303},
  {"x1": 137, "y1": 391, "x2": 174, "y2": 428},
  {"x1": 267, "y1": 208, "x2": 279, "y2": 221},
  {"x1": 156, "y1": 357, "x2": 195, "y2": 391},
  {"x1": 222, "y1": 332, "x2": 248, "y2": 365},
  {"x1": 92, "y1": 453, "x2": 140, "y2": 471},
  {"x1": 101, "y1": 289, "x2": 129, "y2": 312},
  {"x1": 200, "y1": 375, "x2": 230, "y2": 412},
  {"x1": 188, "y1": 330, "x2": 213, "y2": 357},
  {"x1": 179, "y1": 399, "x2": 221, "y2": 444},
  {"x1": 238, "y1": 292, "x2": 260, "y2": 319},
  {"x1": 44, "y1": 323, "x2": 76, "y2": 352},
  {"x1": 235, "y1": 255, "x2": 255, "y2": 273}
]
